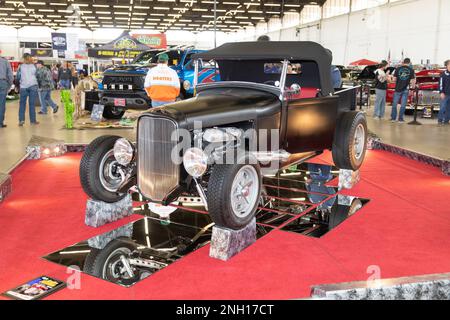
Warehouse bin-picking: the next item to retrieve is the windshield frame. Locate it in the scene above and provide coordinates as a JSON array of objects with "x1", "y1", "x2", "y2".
[
  {"x1": 132, "y1": 50, "x2": 165, "y2": 65},
  {"x1": 193, "y1": 58, "x2": 289, "y2": 100}
]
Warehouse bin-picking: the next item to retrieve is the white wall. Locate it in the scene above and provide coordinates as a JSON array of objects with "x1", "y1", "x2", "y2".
[{"x1": 241, "y1": 0, "x2": 450, "y2": 66}]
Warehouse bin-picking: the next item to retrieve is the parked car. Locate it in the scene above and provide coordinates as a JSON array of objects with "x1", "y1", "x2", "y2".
[
  {"x1": 386, "y1": 68, "x2": 443, "y2": 116},
  {"x1": 80, "y1": 41, "x2": 368, "y2": 230},
  {"x1": 99, "y1": 47, "x2": 219, "y2": 119}
]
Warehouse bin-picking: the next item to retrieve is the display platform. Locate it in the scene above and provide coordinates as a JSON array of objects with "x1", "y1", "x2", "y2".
[
  {"x1": 0, "y1": 150, "x2": 449, "y2": 299},
  {"x1": 43, "y1": 162, "x2": 368, "y2": 287}
]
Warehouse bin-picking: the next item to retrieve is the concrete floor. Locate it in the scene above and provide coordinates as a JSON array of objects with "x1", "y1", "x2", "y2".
[
  {"x1": 364, "y1": 105, "x2": 450, "y2": 161},
  {"x1": 0, "y1": 91, "x2": 449, "y2": 172},
  {"x1": 0, "y1": 91, "x2": 133, "y2": 172}
]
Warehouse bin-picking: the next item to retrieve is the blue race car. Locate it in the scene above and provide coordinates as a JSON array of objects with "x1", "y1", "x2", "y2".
[{"x1": 99, "y1": 47, "x2": 220, "y2": 119}]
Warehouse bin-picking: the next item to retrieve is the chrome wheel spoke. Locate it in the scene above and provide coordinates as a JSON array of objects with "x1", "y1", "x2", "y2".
[{"x1": 230, "y1": 165, "x2": 259, "y2": 219}]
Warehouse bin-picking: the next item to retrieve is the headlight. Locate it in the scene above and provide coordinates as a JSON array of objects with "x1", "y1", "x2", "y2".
[
  {"x1": 113, "y1": 138, "x2": 134, "y2": 166},
  {"x1": 183, "y1": 147, "x2": 208, "y2": 178},
  {"x1": 203, "y1": 128, "x2": 239, "y2": 143},
  {"x1": 183, "y1": 80, "x2": 191, "y2": 91}
]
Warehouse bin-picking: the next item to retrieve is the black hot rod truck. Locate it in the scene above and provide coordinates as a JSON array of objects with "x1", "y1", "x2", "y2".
[{"x1": 80, "y1": 41, "x2": 367, "y2": 230}]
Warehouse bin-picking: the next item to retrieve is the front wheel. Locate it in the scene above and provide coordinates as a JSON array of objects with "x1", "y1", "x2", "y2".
[
  {"x1": 207, "y1": 159, "x2": 262, "y2": 230},
  {"x1": 80, "y1": 135, "x2": 127, "y2": 203},
  {"x1": 332, "y1": 111, "x2": 368, "y2": 170}
]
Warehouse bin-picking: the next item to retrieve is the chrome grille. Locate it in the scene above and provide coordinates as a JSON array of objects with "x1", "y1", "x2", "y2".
[{"x1": 138, "y1": 116, "x2": 179, "y2": 201}]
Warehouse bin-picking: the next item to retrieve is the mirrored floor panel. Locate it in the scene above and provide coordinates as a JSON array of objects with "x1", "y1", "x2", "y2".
[
  {"x1": 280, "y1": 196, "x2": 370, "y2": 238},
  {"x1": 43, "y1": 210, "x2": 273, "y2": 287}
]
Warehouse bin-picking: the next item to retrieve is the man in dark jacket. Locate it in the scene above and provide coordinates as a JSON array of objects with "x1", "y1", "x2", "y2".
[
  {"x1": 58, "y1": 62, "x2": 72, "y2": 89},
  {"x1": 36, "y1": 60, "x2": 59, "y2": 114},
  {"x1": 438, "y1": 59, "x2": 450, "y2": 126},
  {"x1": 0, "y1": 56, "x2": 13, "y2": 128},
  {"x1": 391, "y1": 58, "x2": 416, "y2": 123}
]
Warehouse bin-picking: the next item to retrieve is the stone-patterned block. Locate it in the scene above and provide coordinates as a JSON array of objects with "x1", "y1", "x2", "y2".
[
  {"x1": 311, "y1": 273, "x2": 450, "y2": 300},
  {"x1": 85, "y1": 194, "x2": 133, "y2": 228},
  {"x1": 367, "y1": 136, "x2": 381, "y2": 150},
  {"x1": 87, "y1": 224, "x2": 134, "y2": 249},
  {"x1": 209, "y1": 218, "x2": 256, "y2": 261},
  {"x1": 338, "y1": 169, "x2": 360, "y2": 190},
  {"x1": 26, "y1": 135, "x2": 67, "y2": 160},
  {"x1": 442, "y1": 160, "x2": 450, "y2": 176},
  {"x1": 65, "y1": 144, "x2": 87, "y2": 153},
  {"x1": 0, "y1": 173, "x2": 12, "y2": 202}
]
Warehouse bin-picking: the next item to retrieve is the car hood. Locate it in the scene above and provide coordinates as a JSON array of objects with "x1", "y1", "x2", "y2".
[
  {"x1": 104, "y1": 64, "x2": 156, "y2": 75},
  {"x1": 142, "y1": 87, "x2": 281, "y2": 130}
]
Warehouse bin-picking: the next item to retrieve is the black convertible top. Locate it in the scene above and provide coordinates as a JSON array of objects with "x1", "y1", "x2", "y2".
[
  {"x1": 193, "y1": 41, "x2": 334, "y2": 95},
  {"x1": 193, "y1": 41, "x2": 331, "y2": 62}
]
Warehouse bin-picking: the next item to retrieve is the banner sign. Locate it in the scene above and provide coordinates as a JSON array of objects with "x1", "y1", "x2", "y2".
[
  {"x1": 87, "y1": 49, "x2": 145, "y2": 59},
  {"x1": 51, "y1": 33, "x2": 67, "y2": 50},
  {"x1": 57, "y1": 50, "x2": 66, "y2": 58},
  {"x1": 30, "y1": 49, "x2": 53, "y2": 57},
  {"x1": 131, "y1": 34, "x2": 167, "y2": 49},
  {"x1": 87, "y1": 31, "x2": 150, "y2": 59},
  {"x1": 65, "y1": 33, "x2": 79, "y2": 59},
  {"x1": 74, "y1": 51, "x2": 88, "y2": 60}
]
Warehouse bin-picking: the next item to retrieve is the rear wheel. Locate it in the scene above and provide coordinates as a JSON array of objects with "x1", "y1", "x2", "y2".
[
  {"x1": 207, "y1": 156, "x2": 261, "y2": 230},
  {"x1": 332, "y1": 111, "x2": 367, "y2": 170},
  {"x1": 103, "y1": 106, "x2": 125, "y2": 119},
  {"x1": 80, "y1": 135, "x2": 126, "y2": 203},
  {"x1": 83, "y1": 239, "x2": 139, "y2": 286}
]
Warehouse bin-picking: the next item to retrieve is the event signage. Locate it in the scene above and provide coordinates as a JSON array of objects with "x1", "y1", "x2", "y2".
[
  {"x1": 51, "y1": 33, "x2": 67, "y2": 50},
  {"x1": 30, "y1": 49, "x2": 53, "y2": 57},
  {"x1": 88, "y1": 49, "x2": 144, "y2": 59},
  {"x1": 131, "y1": 34, "x2": 167, "y2": 49},
  {"x1": 57, "y1": 50, "x2": 66, "y2": 58},
  {"x1": 87, "y1": 31, "x2": 150, "y2": 59}
]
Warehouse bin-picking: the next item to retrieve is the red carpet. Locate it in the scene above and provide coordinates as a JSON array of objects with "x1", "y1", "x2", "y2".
[{"x1": 0, "y1": 150, "x2": 449, "y2": 299}]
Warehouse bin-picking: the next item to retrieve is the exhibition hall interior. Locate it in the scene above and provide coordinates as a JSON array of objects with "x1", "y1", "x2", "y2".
[{"x1": 0, "y1": 0, "x2": 449, "y2": 302}]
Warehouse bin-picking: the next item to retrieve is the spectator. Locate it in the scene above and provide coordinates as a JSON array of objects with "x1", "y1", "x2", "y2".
[
  {"x1": 51, "y1": 64, "x2": 59, "y2": 88},
  {"x1": 438, "y1": 59, "x2": 450, "y2": 126},
  {"x1": 17, "y1": 53, "x2": 39, "y2": 126},
  {"x1": 144, "y1": 53, "x2": 180, "y2": 107},
  {"x1": 35, "y1": 60, "x2": 59, "y2": 115},
  {"x1": 58, "y1": 62, "x2": 72, "y2": 89},
  {"x1": 74, "y1": 71, "x2": 98, "y2": 118},
  {"x1": 373, "y1": 60, "x2": 390, "y2": 119},
  {"x1": 70, "y1": 63, "x2": 79, "y2": 88},
  {"x1": 0, "y1": 55, "x2": 14, "y2": 128},
  {"x1": 391, "y1": 58, "x2": 416, "y2": 123},
  {"x1": 331, "y1": 65, "x2": 342, "y2": 89}
]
